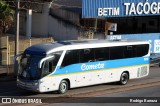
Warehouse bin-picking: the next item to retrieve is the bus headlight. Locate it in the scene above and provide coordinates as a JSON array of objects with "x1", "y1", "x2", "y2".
[
  {"x1": 17, "y1": 79, "x2": 19, "y2": 82},
  {"x1": 39, "y1": 80, "x2": 44, "y2": 84},
  {"x1": 34, "y1": 82, "x2": 38, "y2": 85}
]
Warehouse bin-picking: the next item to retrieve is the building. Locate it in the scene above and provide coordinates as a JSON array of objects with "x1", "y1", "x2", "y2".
[{"x1": 6, "y1": 0, "x2": 160, "y2": 41}]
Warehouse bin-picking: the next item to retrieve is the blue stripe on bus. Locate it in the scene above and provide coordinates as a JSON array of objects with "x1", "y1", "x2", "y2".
[{"x1": 52, "y1": 57, "x2": 150, "y2": 75}]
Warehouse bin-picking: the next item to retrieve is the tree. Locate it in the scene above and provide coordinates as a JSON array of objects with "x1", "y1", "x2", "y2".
[{"x1": 0, "y1": 0, "x2": 14, "y2": 35}]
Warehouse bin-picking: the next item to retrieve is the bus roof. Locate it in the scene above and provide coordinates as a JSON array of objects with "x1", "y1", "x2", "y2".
[
  {"x1": 57, "y1": 39, "x2": 146, "y2": 45},
  {"x1": 25, "y1": 39, "x2": 149, "y2": 55},
  {"x1": 25, "y1": 43, "x2": 63, "y2": 55}
]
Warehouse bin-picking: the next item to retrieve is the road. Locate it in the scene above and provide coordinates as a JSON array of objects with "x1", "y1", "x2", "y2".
[
  {"x1": 0, "y1": 67, "x2": 159, "y2": 98},
  {"x1": 49, "y1": 85, "x2": 160, "y2": 106}
]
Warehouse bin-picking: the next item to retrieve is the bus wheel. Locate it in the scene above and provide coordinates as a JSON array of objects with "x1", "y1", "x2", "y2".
[
  {"x1": 119, "y1": 72, "x2": 129, "y2": 85},
  {"x1": 58, "y1": 80, "x2": 68, "y2": 94}
]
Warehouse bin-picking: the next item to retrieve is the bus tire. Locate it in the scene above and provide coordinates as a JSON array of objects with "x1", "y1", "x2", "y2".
[
  {"x1": 58, "y1": 80, "x2": 68, "y2": 94},
  {"x1": 119, "y1": 72, "x2": 129, "y2": 85}
]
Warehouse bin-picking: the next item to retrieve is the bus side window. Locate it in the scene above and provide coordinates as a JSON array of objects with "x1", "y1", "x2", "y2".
[
  {"x1": 61, "y1": 50, "x2": 79, "y2": 68},
  {"x1": 42, "y1": 61, "x2": 52, "y2": 77},
  {"x1": 49, "y1": 61, "x2": 52, "y2": 73},
  {"x1": 136, "y1": 44, "x2": 149, "y2": 57},
  {"x1": 110, "y1": 46, "x2": 124, "y2": 60},
  {"x1": 94, "y1": 47, "x2": 109, "y2": 61},
  {"x1": 79, "y1": 48, "x2": 94, "y2": 63},
  {"x1": 52, "y1": 54, "x2": 61, "y2": 70},
  {"x1": 124, "y1": 45, "x2": 137, "y2": 58},
  {"x1": 42, "y1": 51, "x2": 63, "y2": 77}
]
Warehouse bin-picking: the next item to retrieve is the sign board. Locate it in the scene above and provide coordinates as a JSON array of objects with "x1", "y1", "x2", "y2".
[
  {"x1": 106, "y1": 33, "x2": 160, "y2": 53},
  {"x1": 105, "y1": 22, "x2": 117, "y2": 31},
  {"x1": 82, "y1": 0, "x2": 160, "y2": 18},
  {"x1": 154, "y1": 40, "x2": 160, "y2": 53}
]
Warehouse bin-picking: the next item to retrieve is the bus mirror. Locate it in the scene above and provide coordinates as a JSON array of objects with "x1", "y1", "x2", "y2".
[
  {"x1": 38, "y1": 56, "x2": 55, "y2": 69},
  {"x1": 39, "y1": 59, "x2": 44, "y2": 69},
  {"x1": 14, "y1": 53, "x2": 22, "y2": 64}
]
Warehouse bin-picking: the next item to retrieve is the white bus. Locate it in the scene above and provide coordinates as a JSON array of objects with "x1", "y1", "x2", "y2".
[{"x1": 16, "y1": 39, "x2": 150, "y2": 94}]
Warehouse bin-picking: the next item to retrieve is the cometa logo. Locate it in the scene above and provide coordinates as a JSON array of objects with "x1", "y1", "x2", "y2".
[{"x1": 81, "y1": 63, "x2": 105, "y2": 71}]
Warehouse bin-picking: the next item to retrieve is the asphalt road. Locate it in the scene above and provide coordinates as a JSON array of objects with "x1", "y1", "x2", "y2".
[
  {"x1": 0, "y1": 66, "x2": 159, "y2": 97},
  {"x1": 49, "y1": 85, "x2": 160, "y2": 106}
]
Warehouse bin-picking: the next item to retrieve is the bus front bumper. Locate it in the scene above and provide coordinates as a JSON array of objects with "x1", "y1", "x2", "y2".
[{"x1": 17, "y1": 80, "x2": 40, "y2": 92}]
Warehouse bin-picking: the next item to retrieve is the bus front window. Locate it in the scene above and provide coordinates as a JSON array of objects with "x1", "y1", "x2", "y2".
[{"x1": 18, "y1": 54, "x2": 44, "y2": 80}]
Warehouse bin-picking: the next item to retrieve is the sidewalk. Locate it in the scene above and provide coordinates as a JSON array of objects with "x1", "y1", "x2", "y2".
[
  {"x1": 0, "y1": 74, "x2": 16, "y2": 82},
  {"x1": 0, "y1": 65, "x2": 15, "y2": 82}
]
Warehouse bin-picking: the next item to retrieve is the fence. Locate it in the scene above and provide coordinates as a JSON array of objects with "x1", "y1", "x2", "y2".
[{"x1": 0, "y1": 36, "x2": 53, "y2": 75}]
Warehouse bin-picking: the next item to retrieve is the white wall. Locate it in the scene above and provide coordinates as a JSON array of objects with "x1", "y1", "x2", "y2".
[
  {"x1": 31, "y1": 12, "x2": 79, "y2": 40},
  {"x1": 50, "y1": 8, "x2": 80, "y2": 25},
  {"x1": 31, "y1": 3, "x2": 50, "y2": 37},
  {"x1": 32, "y1": 13, "x2": 49, "y2": 37},
  {"x1": 48, "y1": 16, "x2": 79, "y2": 40},
  {"x1": 31, "y1": 3, "x2": 79, "y2": 40}
]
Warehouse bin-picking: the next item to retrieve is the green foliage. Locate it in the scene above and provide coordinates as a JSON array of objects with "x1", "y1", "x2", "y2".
[{"x1": 0, "y1": 0, "x2": 15, "y2": 34}]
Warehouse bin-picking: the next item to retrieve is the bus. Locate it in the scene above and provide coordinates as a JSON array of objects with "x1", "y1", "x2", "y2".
[{"x1": 16, "y1": 39, "x2": 150, "y2": 94}]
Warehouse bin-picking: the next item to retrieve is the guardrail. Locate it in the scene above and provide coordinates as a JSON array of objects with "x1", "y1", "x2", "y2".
[{"x1": 150, "y1": 57, "x2": 160, "y2": 67}]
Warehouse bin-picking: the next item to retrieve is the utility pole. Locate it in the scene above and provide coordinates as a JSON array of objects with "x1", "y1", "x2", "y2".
[
  {"x1": 14, "y1": 0, "x2": 20, "y2": 76},
  {"x1": 15, "y1": 0, "x2": 20, "y2": 55}
]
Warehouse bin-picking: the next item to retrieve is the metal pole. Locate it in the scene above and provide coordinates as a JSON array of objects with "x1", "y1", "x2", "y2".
[
  {"x1": 105, "y1": 18, "x2": 108, "y2": 39},
  {"x1": 15, "y1": 0, "x2": 20, "y2": 55},
  {"x1": 94, "y1": 18, "x2": 97, "y2": 32},
  {"x1": 14, "y1": 0, "x2": 20, "y2": 76}
]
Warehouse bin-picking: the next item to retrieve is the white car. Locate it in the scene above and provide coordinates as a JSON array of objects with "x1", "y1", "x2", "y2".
[{"x1": 150, "y1": 53, "x2": 160, "y2": 67}]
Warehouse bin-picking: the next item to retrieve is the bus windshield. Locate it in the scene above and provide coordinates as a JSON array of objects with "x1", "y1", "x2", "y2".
[
  {"x1": 18, "y1": 51, "x2": 62, "y2": 80},
  {"x1": 18, "y1": 54, "x2": 44, "y2": 80}
]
